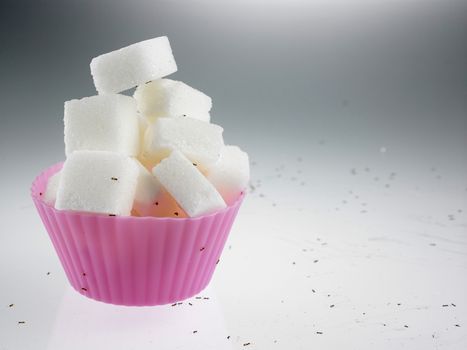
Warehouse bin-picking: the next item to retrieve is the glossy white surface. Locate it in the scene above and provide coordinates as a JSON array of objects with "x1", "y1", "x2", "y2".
[{"x1": 1, "y1": 146, "x2": 466, "y2": 350}]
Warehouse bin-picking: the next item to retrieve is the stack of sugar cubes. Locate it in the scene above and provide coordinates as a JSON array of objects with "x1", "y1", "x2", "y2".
[{"x1": 44, "y1": 36, "x2": 249, "y2": 218}]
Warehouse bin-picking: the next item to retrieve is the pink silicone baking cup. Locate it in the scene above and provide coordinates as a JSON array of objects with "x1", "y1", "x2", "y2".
[{"x1": 31, "y1": 162, "x2": 244, "y2": 306}]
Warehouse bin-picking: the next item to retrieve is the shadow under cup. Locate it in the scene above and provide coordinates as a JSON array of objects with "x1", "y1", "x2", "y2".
[{"x1": 31, "y1": 162, "x2": 244, "y2": 306}]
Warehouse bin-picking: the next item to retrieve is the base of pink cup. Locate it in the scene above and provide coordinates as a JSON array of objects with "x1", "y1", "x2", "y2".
[{"x1": 31, "y1": 163, "x2": 244, "y2": 306}]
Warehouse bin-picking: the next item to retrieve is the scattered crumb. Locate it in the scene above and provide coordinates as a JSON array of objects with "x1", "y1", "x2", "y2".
[
  {"x1": 9, "y1": 304, "x2": 14, "y2": 308},
  {"x1": 193, "y1": 330, "x2": 198, "y2": 334},
  {"x1": 18, "y1": 321, "x2": 26, "y2": 324},
  {"x1": 243, "y1": 342, "x2": 251, "y2": 346},
  {"x1": 316, "y1": 331, "x2": 323, "y2": 335}
]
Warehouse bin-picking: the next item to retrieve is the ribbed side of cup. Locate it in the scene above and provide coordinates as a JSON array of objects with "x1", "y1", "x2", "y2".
[{"x1": 31, "y1": 163, "x2": 243, "y2": 306}]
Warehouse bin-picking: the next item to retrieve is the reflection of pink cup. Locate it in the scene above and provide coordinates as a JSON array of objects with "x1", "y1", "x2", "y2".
[{"x1": 31, "y1": 162, "x2": 244, "y2": 306}]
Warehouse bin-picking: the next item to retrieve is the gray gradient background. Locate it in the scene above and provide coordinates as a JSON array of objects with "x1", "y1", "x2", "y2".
[
  {"x1": 1, "y1": 0, "x2": 467, "y2": 349},
  {"x1": 1, "y1": 0, "x2": 466, "y2": 173}
]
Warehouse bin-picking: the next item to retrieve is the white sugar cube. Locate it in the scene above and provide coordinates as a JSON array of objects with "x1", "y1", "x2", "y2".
[
  {"x1": 90, "y1": 37, "x2": 177, "y2": 94},
  {"x1": 134, "y1": 79, "x2": 212, "y2": 122},
  {"x1": 144, "y1": 117, "x2": 224, "y2": 167},
  {"x1": 187, "y1": 111, "x2": 211, "y2": 123},
  {"x1": 133, "y1": 188, "x2": 187, "y2": 218},
  {"x1": 136, "y1": 114, "x2": 156, "y2": 170},
  {"x1": 64, "y1": 94, "x2": 139, "y2": 157},
  {"x1": 152, "y1": 150, "x2": 226, "y2": 217},
  {"x1": 44, "y1": 171, "x2": 61, "y2": 205},
  {"x1": 207, "y1": 145, "x2": 250, "y2": 204},
  {"x1": 133, "y1": 161, "x2": 161, "y2": 216},
  {"x1": 137, "y1": 113, "x2": 149, "y2": 153},
  {"x1": 55, "y1": 151, "x2": 140, "y2": 216}
]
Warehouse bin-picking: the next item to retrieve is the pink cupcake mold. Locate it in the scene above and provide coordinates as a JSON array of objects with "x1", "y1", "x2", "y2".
[{"x1": 31, "y1": 162, "x2": 244, "y2": 306}]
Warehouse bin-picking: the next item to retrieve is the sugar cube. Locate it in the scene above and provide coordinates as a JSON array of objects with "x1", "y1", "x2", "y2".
[
  {"x1": 133, "y1": 79, "x2": 212, "y2": 122},
  {"x1": 134, "y1": 188, "x2": 187, "y2": 218},
  {"x1": 206, "y1": 145, "x2": 250, "y2": 204},
  {"x1": 133, "y1": 161, "x2": 161, "y2": 216},
  {"x1": 144, "y1": 117, "x2": 224, "y2": 167},
  {"x1": 55, "y1": 151, "x2": 140, "y2": 216},
  {"x1": 152, "y1": 150, "x2": 226, "y2": 217},
  {"x1": 135, "y1": 113, "x2": 155, "y2": 170},
  {"x1": 44, "y1": 171, "x2": 61, "y2": 205},
  {"x1": 137, "y1": 113, "x2": 149, "y2": 153},
  {"x1": 64, "y1": 94, "x2": 139, "y2": 157},
  {"x1": 90, "y1": 37, "x2": 177, "y2": 94}
]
